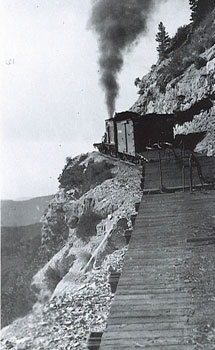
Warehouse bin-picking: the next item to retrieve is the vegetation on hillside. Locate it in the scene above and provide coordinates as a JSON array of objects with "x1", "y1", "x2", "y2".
[
  {"x1": 76, "y1": 209, "x2": 102, "y2": 241},
  {"x1": 1, "y1": 195, "x2": 53, "y2": 227},
  {"x1": 156, "y1": 9, "x2": 215, "y2": 93},
  {"x1": 189, "y1": 0, "x2": 215, "y2": 24},
  {"x1": 136, "y1": 6, "x2": 215, "y2": 94},
  {"x1": 41, "y1": 156, "x2": 115, "y2": 257},
  {"x1": 41, "y1": 203, "x2": 69, "y2": 259},
  {"x1": 58, "y1": 157, "x2": 114, "y2": 195},
  {"x1": 1, "y1": 223, "x2": 45, "y2": 327},
  {"x1": 155, "y1": 22, "x2": 170, "y2": 60}
]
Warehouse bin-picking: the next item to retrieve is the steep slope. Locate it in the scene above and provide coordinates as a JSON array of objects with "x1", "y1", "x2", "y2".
[
  {"x1": 2, "y1": 10, "x2": 215, "y2": 348},
  {"x1": 1, "y1": 195, "x2": 54, "y2": 327},
  {"x1": 131, "y1": 12, "x2": 215, "y2": 155},
  {"x1": 1, "y1": 152, "x2": 142, "y2": 349},
  {"x1": 32, "y1": 152, "x2": 142, "y2": 302},
  {"x1": 1, "y1": 223, "x2": 45, "y2": 328}
]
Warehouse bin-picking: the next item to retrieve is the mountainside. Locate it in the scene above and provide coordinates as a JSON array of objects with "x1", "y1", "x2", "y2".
[
  {"x1": 1, "y1": 152, "x2": 142, "y2": 349},
  {"x1": 1, "y1": 195, "x2": 54, "y2": 227},
  {"x1": 1, "y1": 223, "x2": 45, "y2": 328},
  {"x1": 1, "y1": 9, "x2": 215, "y2": 350},
  {"x1": 131, "y1": 11, "x2": 215, "y2": 155},
  {"x1": 1, "y1": 195, "x2": 54, "y2": 327}
]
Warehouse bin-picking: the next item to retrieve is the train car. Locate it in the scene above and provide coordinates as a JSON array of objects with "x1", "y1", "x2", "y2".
[{"x1": 94, "y1": 111, "x2": 175, "y2": 162}]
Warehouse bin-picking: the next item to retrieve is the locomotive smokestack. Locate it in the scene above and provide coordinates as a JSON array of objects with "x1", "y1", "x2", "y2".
[{"x1": 89, "y1": 0, "x2": 161, "y2": 117}]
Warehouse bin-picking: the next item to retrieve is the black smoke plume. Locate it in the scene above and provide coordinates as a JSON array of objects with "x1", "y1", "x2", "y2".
[{"x1": 89, "y1": 0, "x2": 158, "y2": 116}]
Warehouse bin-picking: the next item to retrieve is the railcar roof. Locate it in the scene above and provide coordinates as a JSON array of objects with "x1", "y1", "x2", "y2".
[{"x1": 105, "y1": 111, "x2": 175, "y2": 122}]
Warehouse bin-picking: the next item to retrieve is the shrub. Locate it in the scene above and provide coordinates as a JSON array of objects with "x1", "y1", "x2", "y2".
[
  {"x1": 182, "y1": 56, "x2": 195, "y2": 70},
  {"x1": 167, "y1": 25, "x2": 190, "y2": 53},
  {"x1": 190, "y1": 0, "x2": 215, "y2": 24},
  {"x1": 76, "y1": 210, "x2": 102, "y2": 241},
  {"x1": 45, "y1": 266, "x2": 62, "y2": 292},
  {"x1": 134, "y1": 77, "x2": 141, "y2": 87},
  {"x1": 78, "y1": 154, "x2": 88, "y2": 163},
  {"x1": 58, "y1": 158, "x2": 114, "y2": 194},
  {"x1": 155, "y1": 10, "x2": 215, "y2": 92},
  {"x1": 82, "y1": 160, "x2": 114, "y2": 193},
  {"x1": 58, "y1": 163, "x2": 84, "y2": 191},
  {"x1": 138, "y1": 80, "x2": 146, "y2": 95},
  {"x1": 194, "y1": 56, "x2": 207, "y2": 69},
  {"x1": 65, "y1": 156, "x2": 73, "y2": 165}
]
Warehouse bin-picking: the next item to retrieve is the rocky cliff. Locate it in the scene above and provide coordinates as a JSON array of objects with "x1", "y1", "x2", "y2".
[
  {"x1": 32, "y1": 152, "x2": 142, "y2": 302},
  {"x1": 1, "y1": 152, "x2": 142, "y2": 349},
  {"x1": 131, "y1": 11, "x2": 215, "y2": 155},
  {"x1": 1, "y1": 10, "x2": 215, "y2": 350}
]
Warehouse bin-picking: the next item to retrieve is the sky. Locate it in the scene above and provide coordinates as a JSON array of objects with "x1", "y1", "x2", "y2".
[{"x1": 0, "y1": 0, "x2": 191, "y2": 200}]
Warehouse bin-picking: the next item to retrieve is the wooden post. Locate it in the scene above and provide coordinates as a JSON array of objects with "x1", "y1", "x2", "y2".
[
  {"x1": 182, "y1": 142, "x2": 185, "y2": 192},
  {"x1": 158, "y1": 148, "x2": 163, "y2": 191},
  {"x1": 189, "y1": 154, "x2": 193, "y2": 192}
]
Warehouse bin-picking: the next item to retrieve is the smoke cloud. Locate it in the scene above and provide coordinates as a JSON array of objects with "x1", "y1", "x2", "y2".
[{"x1": 89, "y1": 0, "x2": 158, "y2": 116}]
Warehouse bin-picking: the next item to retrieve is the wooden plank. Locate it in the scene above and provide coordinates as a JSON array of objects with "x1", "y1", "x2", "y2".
[
  {"x1": 100, "y1": 183, "x2": 215, "y2": 350},
  {"x1": 100, "y1": 345, "x2": 192, "y2": 350},
  {"x1": 106, "y1": 323, "x2": 194, "y2": 332},
  {"x1": 108, "y1": 308, "x2": 191, "y2": 317},
  {"x1": 103, "y1": 330, "x2": 191, "y2": 340},
  {"x1": 101, "y1": 336, "x2": 192, "y2": 346}
]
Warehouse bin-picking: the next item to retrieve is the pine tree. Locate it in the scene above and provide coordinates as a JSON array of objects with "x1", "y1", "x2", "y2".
[
  {"x1": 134, "y1": 77, "x2": 141, "y2": 87},
  {"x1": 189, "y1": 0, "x2": 215, "y2": 23},
  {"x1": 156, "y1": 22, "x2": 170, "y2": 60},
  {"x1": 189, "y1": 0, "x2": 197, "y2": 21}
]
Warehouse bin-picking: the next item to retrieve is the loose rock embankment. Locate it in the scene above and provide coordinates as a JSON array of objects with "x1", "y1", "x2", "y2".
[{"x1": 1, "y1": 152, "x2": 142, "y2": 349}]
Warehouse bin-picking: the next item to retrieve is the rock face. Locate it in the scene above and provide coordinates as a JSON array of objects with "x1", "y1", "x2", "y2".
[
  {"x1": 2, "y1": 12, "x2": 215, "y2": 349},
  {"x1": 131, "y1": 45, "x2": 215, "y2": 115},
  {"x1": 0, "y1": 248, "x2": 127, "y2": 350},
  {"x1": 1, "y1": 152, "x2": 142, "y2": 349},
  {"x1": 131, "y1": 43, "x2": 215, "y2": 155},
  {"x1": 31, "y1": 152, "x2": 142, "y2": 301}
]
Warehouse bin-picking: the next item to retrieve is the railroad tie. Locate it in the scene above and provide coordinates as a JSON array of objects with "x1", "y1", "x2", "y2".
[
  {"x1": 131, "y1": 214, "x2": 137, "y2": 226},
  {"x1": 124, "y1": 229, "x2": 132, "y2": 245},
  {"x1": 187, "y1": 236, "x2": 215, "y2": 244},
  {"x1": 135, "y1": 202, "x2": 140, "y2": 212},
  {"x1": 108, "y1": 271, "x2": 121, "y2": 293},
  {"x1": 87, "y1": 331, "x2": 103, "y2": 350}
]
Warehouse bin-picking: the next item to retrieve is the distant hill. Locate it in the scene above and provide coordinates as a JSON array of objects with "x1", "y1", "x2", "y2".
[
  {"x1": 1, "y1": 223, "x2": 47, "y2": 327},
  {"x1": 1, "y1": 195, "x2": 54, "y2": 327},
  {"x1": 1, "y1": 195, "x2": 54, "y2": 227}
]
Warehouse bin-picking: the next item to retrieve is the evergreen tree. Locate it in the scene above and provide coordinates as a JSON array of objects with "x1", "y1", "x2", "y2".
[
  {"x1": 134, "y1": 77, "x2": 141, "y2": 87},
  {"x1": 156, "y1": 22, "x2": 170, "y2": 60},
  {"x1": 189, "y1": 0, "x2": 198, "y2": 21},
  {"x1": 189, "y1": 0, "x2": 215, "y2": 23}
]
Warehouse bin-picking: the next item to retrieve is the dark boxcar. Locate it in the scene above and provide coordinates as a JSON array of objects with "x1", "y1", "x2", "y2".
[
  {"x1": 114, "y1": 111, "x2": 174, "y2": 157},
  {"x1": 94, "y1": 111, "x2": 175, "y2": 160}
]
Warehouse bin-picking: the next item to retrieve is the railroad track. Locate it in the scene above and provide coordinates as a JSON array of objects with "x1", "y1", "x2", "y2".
[{"x1": 99, "y1": 152, "x2": 142, "y2": 167}]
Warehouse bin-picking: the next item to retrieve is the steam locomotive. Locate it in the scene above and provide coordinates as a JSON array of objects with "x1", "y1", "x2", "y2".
[{"x1": 93, "y1": 111, "x2": 176, "y2": 163}]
